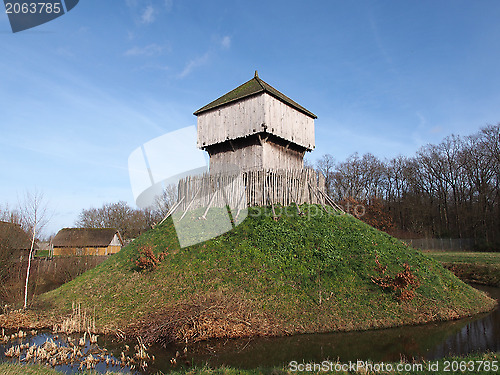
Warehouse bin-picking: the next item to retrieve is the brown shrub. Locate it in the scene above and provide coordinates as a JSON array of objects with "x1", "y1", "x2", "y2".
[
  {"x1": 134, "y1": 245, "x2": 167, "y2": 272},
  {"x1": 371, "y1": 255, "x2": 420, "y2": 302}
]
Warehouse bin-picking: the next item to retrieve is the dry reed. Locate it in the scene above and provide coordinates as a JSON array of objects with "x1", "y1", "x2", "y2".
[{"x1": 52, "y1": 302, "x2": 96, "y2": 334}]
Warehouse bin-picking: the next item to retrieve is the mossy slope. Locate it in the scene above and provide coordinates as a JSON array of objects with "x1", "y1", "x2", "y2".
[{"x1": 41, "y1": 205, "x2": 495, "y2": 342}]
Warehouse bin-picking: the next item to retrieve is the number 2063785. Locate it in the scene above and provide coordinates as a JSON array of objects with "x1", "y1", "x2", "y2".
[
  {"x1": 443, "y1": 361, "x2": 498, "y2": 372},
  {"x1": 5, "y1": 2, "x2": 62, "y2": 14}
]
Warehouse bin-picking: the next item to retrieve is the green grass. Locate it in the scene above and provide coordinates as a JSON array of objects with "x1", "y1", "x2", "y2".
[
  {"x1": 37, "y1": 205, "x2": 495, "y2": 342},
  {"x1": 0, "y1": 363, "x2": 127, "y2": 374},
  {"x1": 35, "y1": 249, "x2": 50, "y2": 257},
  {"x1": 426, "y1": 251, "x2": 500, "y2": 287},
  {"x1": 425, "y1": 251, "x2": 500, "y2": 266},
  {"x1": 167, "y1": 352, "x2": 500, "y2": 375},
  {"x1": 0, "y1": 363, "x2": 60, "y2": 375},
  {"x1": 2, "y1": 352, "x2": 498, "y2": 375}
]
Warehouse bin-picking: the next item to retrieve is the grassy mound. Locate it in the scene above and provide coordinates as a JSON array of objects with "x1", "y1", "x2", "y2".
[{"x1": 39, "y1": 205, "x2": 495, "y2": 344}]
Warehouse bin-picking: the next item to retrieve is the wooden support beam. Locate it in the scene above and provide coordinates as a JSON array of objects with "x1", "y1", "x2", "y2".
[
  {"x1": 179, "y1": 185, "x2": 202, "y2": 221},
  {"x1": 265, "y1": 183, "x2": 278, "y2": 221},
  {"x1": 234, "y1": 189, "x2": 247, "y2": 221},
  {"x1": 308, "y1": 182, "x2": 330, "y2": 214},
  {"x1": 218, "y1": 181, "x2": 236, "y2": 228},
  {"x1": 199, "y1": 189, "x2": 217, "y2": 220},
  {"x1": 257, "y1": 133, "x2": 269, "y2": 146},
  {"x1": 156, "y1": 196, "x2": 185, "y2": 226},
  {"x1": 287, "y1": 182, "x2": 303, "y2": 215},
  {"x1": 317, "y1": 189, "x2": 346, "y2": 214}
]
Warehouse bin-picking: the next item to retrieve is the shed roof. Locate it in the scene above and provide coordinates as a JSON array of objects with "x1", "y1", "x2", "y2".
[
  {"x1": 193, "y1": 71, "x2": 317, "y2": 119},
  {"x1": 52, "y1": 228, "x2": 123, "y2": 248}
]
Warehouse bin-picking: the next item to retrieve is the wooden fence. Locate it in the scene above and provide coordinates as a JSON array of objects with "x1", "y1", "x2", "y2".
[
  {"x1": 177, "y1": 168, "x2": 326, "y2": 211},
  {"x1": 401, "y1": 238, "x2": 477, "y2": 252}
]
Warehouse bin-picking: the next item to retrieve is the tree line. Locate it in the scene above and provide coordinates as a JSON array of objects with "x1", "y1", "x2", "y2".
[{"x1": 316, "y1": 124, "x2": 499, "y2": 248}]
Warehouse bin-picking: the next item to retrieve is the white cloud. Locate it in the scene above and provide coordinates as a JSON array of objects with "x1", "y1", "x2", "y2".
[
  {"x1": 176, "y1": 35, "x2": 230, "y2": 78},
  {"x1": 178, "y1": 53, "x2": 210, "y2": 78},
  {"x1": 140, "y1": 5, "x2": 155, "y2": 24},
  {"x1": 124, "y1": 44, "x2": 167, "y2": 57},
  {"x1": 221, "y1": 35, "x2": 231, "y2": 49}
]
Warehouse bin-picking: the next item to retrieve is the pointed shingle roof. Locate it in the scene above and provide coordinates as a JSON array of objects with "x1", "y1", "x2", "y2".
[{"x1": 193, "y1": 71, "x2": 317, "y2": 119}]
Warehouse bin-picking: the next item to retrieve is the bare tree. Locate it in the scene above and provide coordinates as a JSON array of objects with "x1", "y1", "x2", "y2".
[
  {"x1": 316, "y1": 154, "x2": 336, "y2": 196},
  {"x1": 0, "y1": 204, "x2": 23, "y2": 225},
  {"x1": 331, "y1": 153, "x2": 385, "y2": 201},
  {"x1": 153, "y1": 184, "x2": 178, "y2": 219},
  {"x1": 303, "y1": 157, "x2": 315, "y2": 170},
  {"x1": 18, "y1": 189, "x2": 50, "y2": 309},
  {"x1": 0, "y1": 205, "x2": 26, "y2": 303}
]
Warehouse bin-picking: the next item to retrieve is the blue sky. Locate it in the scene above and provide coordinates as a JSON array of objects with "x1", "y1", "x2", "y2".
[{"x1": 1, "y1": 0, "x2": 500, "y2": 235}]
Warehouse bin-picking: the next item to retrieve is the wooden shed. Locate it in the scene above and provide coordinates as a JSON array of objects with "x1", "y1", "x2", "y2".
[
  {"x1": 52, "y1": 228, "x2": 123, "y2": 256},
  {"x1": 194, "y1": 71, "x2": 316, "y2": 173}
]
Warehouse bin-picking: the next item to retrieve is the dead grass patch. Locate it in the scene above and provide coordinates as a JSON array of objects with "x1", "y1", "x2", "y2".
[
  {"x1": 0, "y1": 310, "x2": 53, "y2": 330},
  {"x1": 126, "y1": 291, "x2": 281, "y2": 346}
]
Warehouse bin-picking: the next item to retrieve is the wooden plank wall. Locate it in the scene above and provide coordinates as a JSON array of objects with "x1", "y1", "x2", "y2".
[
  {"x1": 178, "y1": 168, "x2": 326, "y2": 210},
  {"x1": 53, "y1": 246, "x2": 114, "y2": 256},
  {"x1": 197, "y1": 95, "x2": 266, "y2": 148},
  {"x1": 262, "y1": 142, "x2": 304, "y2": 170},
  {"x1": 196, "y1": 93, "x2": 314, "y2": 150},
  {"x1": 208, "y1": 143, "x2": 264, "y2": 173},
  {"x1": 263, "y1": 93, "x2": 315, "y2": 150}
]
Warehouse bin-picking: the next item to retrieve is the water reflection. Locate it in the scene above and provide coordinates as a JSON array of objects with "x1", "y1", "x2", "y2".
[
  {"x1": 430, "y1": 284, "x2": 499, "y2": 359},
  {"x1": 0, "y1": 331, "x2": 133, "y2": 374}
]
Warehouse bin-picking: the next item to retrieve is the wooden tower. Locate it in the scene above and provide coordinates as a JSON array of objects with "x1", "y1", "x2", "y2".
[{"x1": 194, "y1": 71, "x2": 317, "y2": 173}]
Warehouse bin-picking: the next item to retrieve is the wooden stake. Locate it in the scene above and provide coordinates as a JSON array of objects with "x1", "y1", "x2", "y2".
[{"x1": 157, "y1": 196, "x2": 185, "y2": 226}]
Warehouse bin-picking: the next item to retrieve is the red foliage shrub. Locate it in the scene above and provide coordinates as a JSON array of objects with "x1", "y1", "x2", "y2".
[
  {"x1": 371, "y1": 255, "x2": 420, "y2": 302},
  {"x1": 134, "y1": 245, "x2": 167, "y2": 272}
]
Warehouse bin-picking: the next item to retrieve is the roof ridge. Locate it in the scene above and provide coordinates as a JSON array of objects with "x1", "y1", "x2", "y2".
[
  {"x1": 254, "y1": 76, "x2": 266, "y2": 91},
  {"x1": 194, "y1": 73, "x2": 317, "y2": 119}
]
